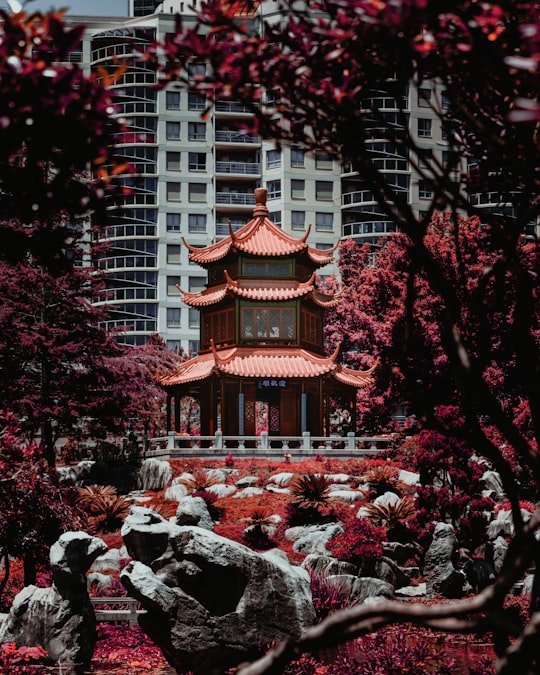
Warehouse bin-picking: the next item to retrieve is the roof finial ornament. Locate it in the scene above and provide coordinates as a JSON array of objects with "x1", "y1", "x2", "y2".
[{"x1": 253, "y1": 187, "x2": 269, "y2": 218}]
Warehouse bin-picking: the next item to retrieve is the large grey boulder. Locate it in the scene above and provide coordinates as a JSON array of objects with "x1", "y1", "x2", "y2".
[
  {"x1": 329, "y1": 575, "x2": 395, "y2": 604},
  {"x1": 285, "y1": 523, "x2": 343, "y2": 555},
  {"x1": 0, "y1": 532, "x2": 107, "y2": 668},
  {"x1": 357, "y1": 555, "x2": 410, "y2": 589},
  {"x1": 175, "y1": 495, "x2": 214, "y2": 531},
  {"x1": 302, "y1": 553, "x2": 357, "y2": 577},
  {"x1": 424, "y1": 523, "x2": 467, "y2": 599},
  {"x1": 137, "y1": 458, "x2": 173, "y2": 490},
  {"x1": 120, "y1": 508, "x2": 315, "y2": 675}
]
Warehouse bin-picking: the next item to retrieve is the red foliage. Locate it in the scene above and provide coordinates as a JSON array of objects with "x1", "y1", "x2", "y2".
[
  {"x1": 0, "y1": 643, "x2": 49, "y2": 674},
  {"x1": 92, "y1": 625, "x2": 170, "y2": 673},
  {"x1": 328, "y1": 518, "x2": 387, "y2": 565}
]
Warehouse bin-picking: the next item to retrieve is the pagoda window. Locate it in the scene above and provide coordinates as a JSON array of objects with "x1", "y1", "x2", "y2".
[
  {"x1": 203, "y1": 307, "x2": 235, "y2": 347},
  {"x1": 241, "y1": 258, "x2": 293, "y2": 277},
  {"x1": 241, "y1": 305, "x2": 296, "y2": 341},
  {"x1": 301, "y1": 307, "x2": 322, "y2": 349}
]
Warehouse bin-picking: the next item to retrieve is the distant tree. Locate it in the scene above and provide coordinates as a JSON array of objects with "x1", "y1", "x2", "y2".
[
  {"x1": 161, "y1": 2, "x2": 540, "y2": 672},
  {"x1": 0, "y1": 260, "x2": 139, "y2": 466}
]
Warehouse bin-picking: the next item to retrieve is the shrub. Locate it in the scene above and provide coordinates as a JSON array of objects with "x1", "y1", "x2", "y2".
[
  {"x1": 309, "y1": 571, "x2": 352, "y2": 621},
  {"x1": 328, "y1": 518, "x2": 386, "y2": 565}
]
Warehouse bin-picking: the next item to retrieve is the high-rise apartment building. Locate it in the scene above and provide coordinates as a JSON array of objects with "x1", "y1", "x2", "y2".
[{"x1": 67, "y1": 1, "x2": 454, "y2": 353}]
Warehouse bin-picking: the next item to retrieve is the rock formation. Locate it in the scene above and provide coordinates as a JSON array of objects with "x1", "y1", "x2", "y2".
[
  {"x1": 120, "y1": 507, "x2": 315, "y2": 675},
  {"x1": 0, "y1": 531, "x2": 107, "y2": 668}
]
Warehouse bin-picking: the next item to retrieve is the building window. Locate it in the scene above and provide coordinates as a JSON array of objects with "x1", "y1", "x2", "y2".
[
  {"x1": 166, "y1": 91, "x2": 181, "y2": 109},
  {"x1": 189, "y1": 308, "x2": 200, "y2": 328},
  {"x1": 188, "y1": 62, "x2": 206, "y2": 79},
  {"x1": 189, "y1": 183, "x2": 207, "y2": 202},
  {"x1": 419, "y1": 179, "x2": 433, "y2": 199},
  {"x1": 189, "y1": 276, "x2": 205, "y2": 293},
  {"x1": 418, "y1": 87, "x2": 431, "y2": 107},
  {"x1": 268, "y1": 211, "x2": 281, "y2": 226},
  {"x1": 291, "y1": 148, "x2": 305, "y2": 168},
  {"x1": 167, "y1": 339, "x2": 182, "y2": 352},
  {"x1": 291, "y1": 179, "x2": 305, "y2": 200},
  {"x1": 167, "y1": 244, "x2": 181, "y2": 264},
  {"x1": 166, "y1": 182, "x2": 181, "y2": 202},
  {"x1": 167, "y1": 276, "x2": 181, "y2": 295},
  {"x1": 443, "y1": 150, "x2": 459, "y2": 169},
  {"x1": 188, "y1": 213, "x2": 207, "y2": 233},
  {"x1": 316, "y1": 181, "x2": 333, "y2": 201},
  {"x1": 166, "y1": 121, "x2": 181, "y2": 140},
  {"x1": 315, "y1": 152, "x2": 333, "y2": 170},
  {"x1": 188, "y1": 92, "x2": 206, "y2": 110},
  {"x1": 266, "y1": 149, "x2": 281, "y2": 169},
  {"x1": 188, "y1": 152, "x2": 206, "y2": 171},
  {"x1": 166, "y1": 213, "x2": 181, "y2": 231},
  {"x1": 291, "y1": 210, "x2": 305, "y2": 230},
  {"x1": 267, "y1": 179, "x2": 281, "y2": 199},
  {"x1": 189, "y1": 340, "x2": 200, "y2": 355},
  {"x1": 418, "y1": 118, "x2": 432, "y2": 138},
  {"x1": 418, "y1": 148, "x2": 432, "y2": 169},
  {"x1": 315, "y1": 212, "x2": 333, "y2": 231},
  {"x1": 167, "y1": 307, "x2": 182, "y2": 327},
  {"x1": 188, "y1": 122, "x2": 206, "y2": 141},
  {"x1": 166, "y1": 151, "x2": 181, "y2": 171}
]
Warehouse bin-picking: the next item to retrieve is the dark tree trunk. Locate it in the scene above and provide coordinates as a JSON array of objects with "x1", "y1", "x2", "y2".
[{"x1": 23, "y1": 551, "x2": 37, "y2": 587}]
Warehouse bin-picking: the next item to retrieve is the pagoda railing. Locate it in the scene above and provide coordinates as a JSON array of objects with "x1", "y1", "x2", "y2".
[{"x1": 145, "y1": 432, "x2": 391, "y2": 460}]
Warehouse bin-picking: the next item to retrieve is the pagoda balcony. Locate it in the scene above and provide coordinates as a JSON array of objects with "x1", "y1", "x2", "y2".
[{"x1": 145, "y1": 431, "x2": 391, "y2": 460}]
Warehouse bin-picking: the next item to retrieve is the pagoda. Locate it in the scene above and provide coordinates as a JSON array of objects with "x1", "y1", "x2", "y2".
[{"x1": 160, "y1": 187, "x2": 373, "y2": 440}]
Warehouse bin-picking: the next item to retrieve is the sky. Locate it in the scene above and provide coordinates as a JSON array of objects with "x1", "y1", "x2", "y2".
[{"x1": 9, "y1": 0, "x2": 129, "y2": 14}]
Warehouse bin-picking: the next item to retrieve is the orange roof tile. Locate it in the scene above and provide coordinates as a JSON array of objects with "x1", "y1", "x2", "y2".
[
  {"x1": 182, "y1": 188, "x2": 336, "y2": 267},
  {"x1": 177, "y1": 270, "x2": 341, "y2": 307},
  {"x1": 160, "y1": 345, "x2": 373, "y2": 389}
]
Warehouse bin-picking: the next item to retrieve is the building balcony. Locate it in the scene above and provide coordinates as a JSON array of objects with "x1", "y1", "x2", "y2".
[
  {"x1": 215, "y1": 100, "x2": 254, "y2": 115},
  {"x1": 215, "y1": 130, "x2": 261, "y2": 145},
  {"x1": 215, "y1": 192, "x2": 256, "y2": 207},
  {"x1": 341, "y1": 190, "x2": 377, "y2": 206},
  {"x1": 215, "y1": 161, "x2": 261, "y2": 177},
  {"x1": 342, "y1": 221, "x2": 398, "y2": 237}
]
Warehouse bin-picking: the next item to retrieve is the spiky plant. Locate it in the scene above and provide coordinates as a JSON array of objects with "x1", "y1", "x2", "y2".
[
  {"x1": 365, "y1": 465, "x2": 403, "y2": 497},
  {"x1": 286, "y1": 473, "x2": 335, "y2": 526},
  {"x1": 179, "y1": 470, "x2": 221, "y2": 493},
  {"x1": 79, "y1": 485, "x2": 130, "y2": 533},
  {"x1": 365, "y1": 496, "x2": 416, "y2": 530},
  {"x1": 241, "y1": 508, "x2": 276, "y2": 550},
  {"x1": 290, "y1": 473, "x2": 331, "y2": 509}
]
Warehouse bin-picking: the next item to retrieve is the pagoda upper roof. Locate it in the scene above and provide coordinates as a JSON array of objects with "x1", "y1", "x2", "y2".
[
  {"x1": 177, "y1": 270, "x2": 342, "y2": 308},
  {"x1": 160, "y1": 342, "x2": 374, "y2": 389},
  {"x1": 182, "y1": 188, "x2": 338, "y2": 267}
]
